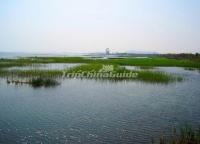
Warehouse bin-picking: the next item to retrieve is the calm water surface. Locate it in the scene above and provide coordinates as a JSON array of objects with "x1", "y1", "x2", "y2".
[{"x1": 0, "y1": 67, "x2": 200, "y2": 143}]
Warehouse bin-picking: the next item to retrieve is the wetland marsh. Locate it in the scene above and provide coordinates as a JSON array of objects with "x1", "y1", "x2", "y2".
[{"x1": 0, "y1": 56, "x2": 200, "y2": 143}]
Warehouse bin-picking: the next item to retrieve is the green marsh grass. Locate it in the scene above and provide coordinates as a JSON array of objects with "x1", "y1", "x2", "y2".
[
  {"x1": 0, "y1": 63, "x2": 183, "y2": 84},
  {"x1": 1, "y1": 57, "x2": 200, "y2": 68},
  {"x1": 136, "y1": 71, "x2": 182, "y2": 83},
  {"x1": 64, "y1": 64, "x2": 182, "y2": 83},
  {"x1": 28, "y1": 57, "x2": 200, "y2": 68}
]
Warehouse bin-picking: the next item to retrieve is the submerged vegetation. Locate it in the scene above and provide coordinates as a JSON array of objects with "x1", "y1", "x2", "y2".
[
  {"x1": 4, "y1": 76, "x2": 59, "y2": 87},
  {"x1": 159, "y1": 125, "x2": 200, "y2": 144},
  {"x1": 0, "y1": 69, "x2": 63, "y2": 78},
  {"x1": 30, "y1": 78, "x2": 59, "y2": 87},
  {"x1": 139, "y1": 66, "x2": 155, "y2": 70}
]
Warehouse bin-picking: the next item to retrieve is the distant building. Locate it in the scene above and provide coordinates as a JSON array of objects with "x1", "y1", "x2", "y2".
[{"x1": 105, "y1": 48, "x2": 110, "y2": 55}]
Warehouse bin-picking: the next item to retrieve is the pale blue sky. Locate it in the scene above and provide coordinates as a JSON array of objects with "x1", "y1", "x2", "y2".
[{"x1": 0, "y1": 0, "x2": 200, "y2": 53}]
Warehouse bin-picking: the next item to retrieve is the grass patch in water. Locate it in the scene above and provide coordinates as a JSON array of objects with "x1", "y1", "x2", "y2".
[
  {"x1": 65, "y1": 64, "x2": 182, "y2": 83},
  {"x1": 184, "y1": 67, "x2": 198, "y2": 71},
  {"x1": 136, "y1": 71, "x2": 182, "y2": 83},
  {"x1": 139, "y1": 66, "x2": 155, "y2": 70},
  {"x1": 0, "y1": 69, "x2": 63, "y2": 78},
  {"x1": 0, "y1": 64, "x2": 182, "y2": 84},
  {"x1": 30, "y1": 78, "x2": 59, "y2": 87}
]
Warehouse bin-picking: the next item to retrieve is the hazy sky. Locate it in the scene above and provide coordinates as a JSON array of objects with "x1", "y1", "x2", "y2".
[{"x1": 0, "y1": 0, "x2": 200, "y2": 53}]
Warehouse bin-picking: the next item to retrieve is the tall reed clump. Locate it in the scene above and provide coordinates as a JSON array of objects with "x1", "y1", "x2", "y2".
[{"x1": 159, "y1": 125, "x2": 200, "y2": 144}]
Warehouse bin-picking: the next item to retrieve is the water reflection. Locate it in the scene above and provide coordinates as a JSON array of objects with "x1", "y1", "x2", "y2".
[{"x1": 7, "y1": 63, "x2": 81, "y2": 71}]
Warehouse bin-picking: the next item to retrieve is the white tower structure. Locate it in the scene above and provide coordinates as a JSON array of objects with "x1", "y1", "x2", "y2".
[{"x1": 105, "y1": 48, "x2": 110, "y2": 55}]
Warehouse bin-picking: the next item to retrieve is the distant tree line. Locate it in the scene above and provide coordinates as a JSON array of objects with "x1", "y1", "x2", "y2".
[{"x1": 162, "y1": 53, "x2": 200, "y2": 61}]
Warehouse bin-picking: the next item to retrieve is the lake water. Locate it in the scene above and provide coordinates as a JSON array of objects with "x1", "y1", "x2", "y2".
[
  {"x1": 0, "y1": 67, "x2": 200, "y2": 143},
  {"x1": 0, "y1": 52, "x2": 84, "y2": 59}
]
